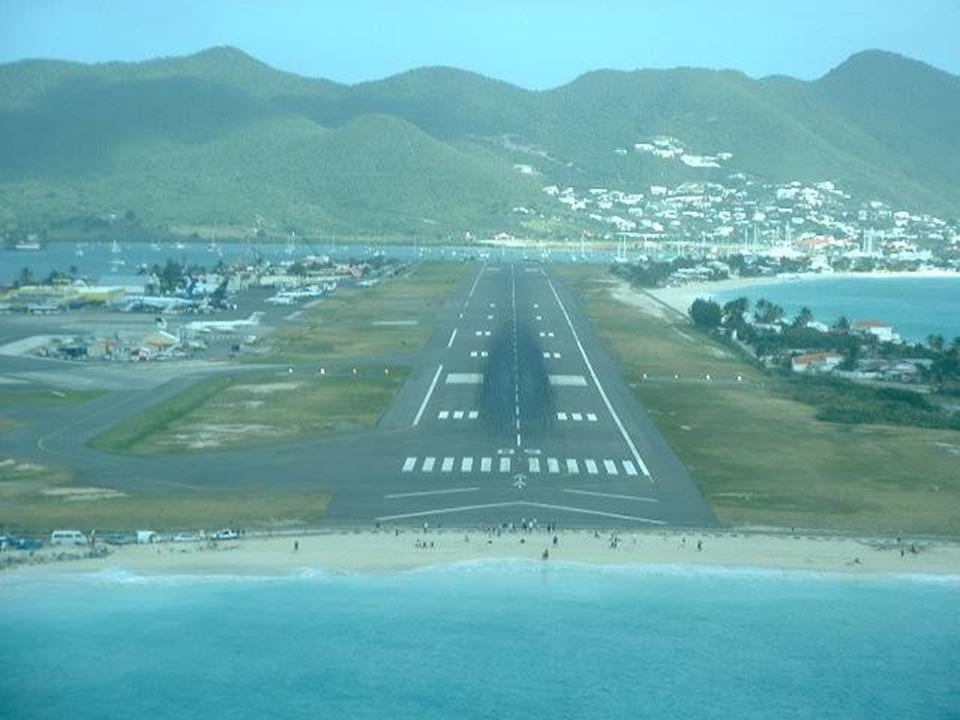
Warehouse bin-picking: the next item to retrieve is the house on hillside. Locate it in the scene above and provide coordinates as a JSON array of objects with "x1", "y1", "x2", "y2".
[
  {"x1": 853, "y1": 320, "x2": 900, "y2": 343},
  {"x1": 791, "y1": 352, "x2": 845, "y2": 374}
]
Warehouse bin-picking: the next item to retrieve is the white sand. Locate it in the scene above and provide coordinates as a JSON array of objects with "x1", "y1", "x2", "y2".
[{"x1": 5, "y1": 529, "x2": 958, "y2": 578}]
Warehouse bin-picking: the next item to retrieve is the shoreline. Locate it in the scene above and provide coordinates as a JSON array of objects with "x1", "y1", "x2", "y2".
[
  {"x1": 648, "y1": 269, "x2": 960, "y2": 316},
  {"x1": 3, "y1": 528, "x2": 959, "y2": 580}
]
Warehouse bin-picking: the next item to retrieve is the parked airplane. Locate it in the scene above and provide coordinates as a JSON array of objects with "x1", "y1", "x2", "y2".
[{"x1": 186, "y1": 312, "x2": 264, "y2": 333}]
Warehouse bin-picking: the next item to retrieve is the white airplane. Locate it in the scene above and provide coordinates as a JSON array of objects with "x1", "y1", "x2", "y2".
[{"x1": 186, "y1": 312, "x2": 264, "y2": 333}]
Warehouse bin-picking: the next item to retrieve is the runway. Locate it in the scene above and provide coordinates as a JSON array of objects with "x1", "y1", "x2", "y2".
[{"x1": 1, "y1": 262, "x2": 716, "y2": 528}]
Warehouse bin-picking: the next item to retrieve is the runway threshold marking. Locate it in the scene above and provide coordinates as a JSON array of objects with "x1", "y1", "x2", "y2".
[
  {"x1": 412, "y1": 364, "x2": 444, "y2": 426},
  {"x1": 376, "y1": 500, "x2": 665, "y2": 524},
  {"x1": 563, "y1": 489, "x2": 658, "y2": 503},
  {"x1": 385, "y1": 487, "x2": 480, "y2": 499},
  {"x1": 546, "y1": 277, "x2": 652, "y2": 479}
]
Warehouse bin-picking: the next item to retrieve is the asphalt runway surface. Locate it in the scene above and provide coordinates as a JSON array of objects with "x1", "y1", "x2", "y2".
[{"x1": 1, "y1": 262, "x2": 716, "y2": 528}]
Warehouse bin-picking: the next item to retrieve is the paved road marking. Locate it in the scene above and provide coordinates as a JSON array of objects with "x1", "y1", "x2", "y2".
[
  {"x1": 547, "y1": 277, "x2": 652, "y2": 478},
  {"x1": 563, "y1": 488, "x2": 658, "y2": 503},
  {"x1": 623, "y1": 460, "x2": 638, "y2": 476},
  {"x1": 402, "y1": 457, "x2": 417, "y2": 472},
  {"x1": 557, "y1": 412, "x2": 568, "y2": 421},
  {"x1": 585, "y1": 459, "x2": 598, "y2": 475},
  {"x1": 572, "y1": 412, "x2": 583, "y2": 421},
  {"x1": 480, "y1": 457, "x2": 492, "y2": 472},
  {"x1": 413, "y1": 364, "x2": 444, "y2": 426},
  {"x1": 461, "y1": 457, "x2": 474, "y2": 472},
  {"x1": 587, "y1": 413, "x2": 598, "y2": 422},
  {"x1": 385, "y1": 487, "x2": 480, "y2": 499},
  {"x1": 603, "y1": 459, "x2": 618, "y2": 475},
  {"x1": 499, "y1": 457, "x2": 511, "y2": 473},
  {"x1": 566, "y1": 458, "x2": 579, "y2": 474},
  {"x1": 547, "y1": 457, "x2": 560, "y2": 474},
  {"x1": 441, "y1": 457, "x2": 454, "y2": 472},
  {"x1": 422, "y1": 457, "x2": 436, "y2": 472},
  {"x1": 438, "y1": 410, "x2": 450, "y2": 419},
  {"x1": 453, "y1": 410, "x2": 464, "y2": 419},
  {"x1": 468, "y1": 410, "x2": 479, "y2": 419},
  {"x1": 528, "y1": 457, "x2": 541, "y2": 473},
  {"x1": 446, "y1": 328, "x2": 457, "y2": 348}
]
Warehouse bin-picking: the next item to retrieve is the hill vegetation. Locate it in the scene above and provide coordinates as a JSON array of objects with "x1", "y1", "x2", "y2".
[{"x1": 0, "y1": 47, "x2": 957, "y2": 239}]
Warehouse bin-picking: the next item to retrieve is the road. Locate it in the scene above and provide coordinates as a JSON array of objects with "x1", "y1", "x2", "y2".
[{"x1": 1, "y1": 262, "x2": 716, "y2": 528}]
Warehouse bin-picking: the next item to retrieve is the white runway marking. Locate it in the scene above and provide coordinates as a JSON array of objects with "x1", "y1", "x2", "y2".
[
  {"x1": 603, "y1": 459, "x2": 618, "y2": 475},
  {"x1": 528, "y1": 457, "x2": 541, "y2": 473},
  {"x1": 587, "y1": 413, "x2": 598, "y2": 422},
  {"x1": 572, "y1": 412, "x2": 583, "y2": 421},
  {"x1": 446, "y1": 328, "x2": 457, "y2": 348},
  {"x1": 542, "y1": 352, "x2": 561, "y2": 359},
  {"x1": 547, "y1": 457, "x2": 560, "y2": 474},
  {"x1": 480, "y1": 457, "x2": 492, "y2": 472},
  {"x1": 549, "y1": 375, "x2": 587, "y2": 386},
  {"x1": 402, "y1": 457, "x2": 417, "y2": 472},
  {"x1": 566, "y1": 458, "x2": 579, "y2": 474},
  {"x1": 499, "y1": 457, "x2": 511, "y2": 473},
  {"x1": 536, "y1": 315, "x2": 542, "y2": 321},
  {"x1": 413, "y1": 364, "x2": 444, "y2": 427},
  {"x1": 563, "y1": 488, "x2": 658, "y2": 503},
  {"x1": 385, "y1": 487, "x2": 479, "y2": 499},
  {"x1": 623, "y1": 460, "x2": 638, "y2": 476},
  {"x1": 377, "y1": 501, "x2": 664, "y2": 524},
  {"x1": 557, "y1": 412, "x2": 568, "y2": 421},
  {"x1": 437, "y1": 410, "x2": 450, "y2": 419},
  {"x1": 468, "y1": 410, "x2": 479, "y2": 419},
  {"x1": 453, "y1": 410, "x2": 464, "y2": 420},
  {"x1": 441, "y1": 457, "x2": 454, "y2": 472},
  {"x1": 538, "y1": 331, "x2": 555, "y2": 338},
  {"x1": 461, "y1": 457, "x2": 474, "y2": 472},
  {"x1": 585, "y1": 459, "x2": 598, "y2": 475},
  {"x1": 547, "y1": 277, "x2": 652, "y2": 479},
  {"x1": 467, "y1": 264, "x2": 485, "y2": 300},
  {"x1": 446, "y1": 373, "x2": 483, "y2": 384},
  {"x1": 422, "y1": 457, "x2": 436, "y2": 472},
  {"x1": 487, "y1": 314, "x2": 494, "y2": 320},
  {"x1": 470, "y1": 350, "x2": 489, "y2": 358}
]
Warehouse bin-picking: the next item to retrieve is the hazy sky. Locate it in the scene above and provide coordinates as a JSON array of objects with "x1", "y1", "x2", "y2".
[{"x1": 1, "y1": 0, "x2": 957, "y2": 88}]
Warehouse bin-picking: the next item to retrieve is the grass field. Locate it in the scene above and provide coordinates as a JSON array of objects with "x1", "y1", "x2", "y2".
[
  {"x1": 255, "y1": 261, "x2": 474, "y2": 363},
  {"x1": 559, "y1": 267, "x2": 960, "y2": 535},
  {"x1": 0, "y1": 487, "x2": 332, "y2": 534},
  {"x1": 89, "y1": 370, "x2": 405, "y2": 455}
]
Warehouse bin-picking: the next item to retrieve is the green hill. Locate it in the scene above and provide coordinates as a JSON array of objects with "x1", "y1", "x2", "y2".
[{"x1": 0, "y1": 47, "x2": 957, "y2": 239}]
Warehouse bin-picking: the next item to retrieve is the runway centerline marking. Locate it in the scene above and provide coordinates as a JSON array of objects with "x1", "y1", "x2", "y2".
[
  {"x1": 511, "y1": 263, "x2": 521, "y2": 448},
  {"x1": 385, "y1": 487, "x2": 480, "y2": 499},
  {"x1": 547, "y1": 277, "x2": 652, "y2": 479},
  {"x1": 412, "y1": 364, "x2": 444, "y2": 426}
]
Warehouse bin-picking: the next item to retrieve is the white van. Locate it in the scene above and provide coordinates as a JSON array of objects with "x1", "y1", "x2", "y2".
[{"x1": 50, "y1": 530, "x2": 88, "y2": 546}]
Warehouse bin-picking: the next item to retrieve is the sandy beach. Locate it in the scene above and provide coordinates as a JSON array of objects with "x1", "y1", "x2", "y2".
[
  {"x1": 647, "y1": 269, "x2": 960, "y2": 316},
  {"x1": 4, "y1": 528, "x2": 959, "y2": 579}
]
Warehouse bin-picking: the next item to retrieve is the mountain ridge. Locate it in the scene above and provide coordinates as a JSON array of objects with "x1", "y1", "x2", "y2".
[{"x1": 0, "y1": 47, "x2": 957, "y2": 238}]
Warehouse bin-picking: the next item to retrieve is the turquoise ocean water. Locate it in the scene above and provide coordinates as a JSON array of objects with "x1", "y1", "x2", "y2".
[
  {"x1": 1, "y1": 563, "x2": 958, "y2": 719},
  {"x1": 714, "y1": 276, "x2": 960, "y2": 343}
]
